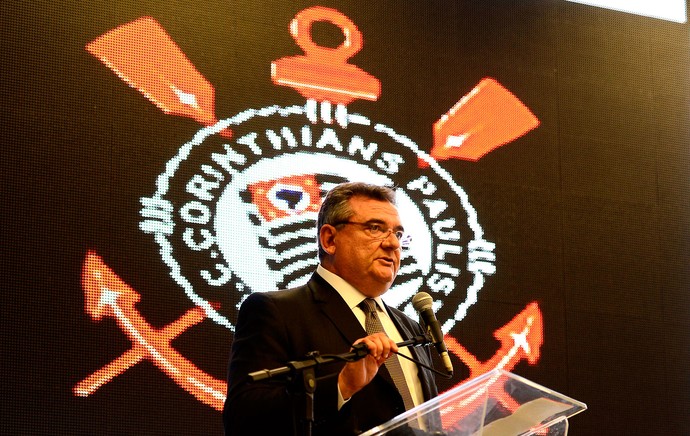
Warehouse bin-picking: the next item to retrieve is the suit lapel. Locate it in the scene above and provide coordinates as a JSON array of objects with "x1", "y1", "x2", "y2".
[
  {"x1": 386, "y1": 306, "x2": 423, "y2": 369},
  {"x1": 385, "y1": 304, "x2": 436, "y2": 402},
  {"x1": 308, "y1": 273, "x2": 398, "y2": 388},
  {"x1": 384, "y1": 305, "x2": 415, "y2": 342},
  {"x1": 308, "y1": 273, "x2": 366, "y2": 348}
]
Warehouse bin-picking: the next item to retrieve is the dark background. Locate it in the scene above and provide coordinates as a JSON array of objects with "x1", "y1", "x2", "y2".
[{"x1": 2, "y1": 0, "x2": 690, "y2": 434}]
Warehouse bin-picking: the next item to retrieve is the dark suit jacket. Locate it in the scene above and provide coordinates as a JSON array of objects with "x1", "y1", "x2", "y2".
[{"x1": 223, "y1": 272, "x2": 438, "y2": 435}]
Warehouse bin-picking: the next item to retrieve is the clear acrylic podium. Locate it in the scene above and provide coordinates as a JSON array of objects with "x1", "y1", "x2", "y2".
[{"x1": 361, "y1": 369, "x2": 587, "y2": 435}]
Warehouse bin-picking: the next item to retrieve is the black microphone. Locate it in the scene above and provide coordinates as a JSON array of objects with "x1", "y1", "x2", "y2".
[{"x1": 412, "y1": 292, "x2": 453, "y2": 376}]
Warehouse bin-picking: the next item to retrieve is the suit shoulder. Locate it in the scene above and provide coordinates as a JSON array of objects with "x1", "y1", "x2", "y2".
[{"x1": 242, "y1": 283, "x2": 311, "y2": 307}]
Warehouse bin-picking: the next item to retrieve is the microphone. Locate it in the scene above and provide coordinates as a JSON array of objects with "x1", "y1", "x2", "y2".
[{"x1": 412, "y1": 292, "x2": 453, "y2": 376}]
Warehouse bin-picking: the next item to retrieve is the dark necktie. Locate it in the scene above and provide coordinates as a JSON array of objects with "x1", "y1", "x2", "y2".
[{"x1": 359, "y1": 298, "x2": 416, "y2": 411}]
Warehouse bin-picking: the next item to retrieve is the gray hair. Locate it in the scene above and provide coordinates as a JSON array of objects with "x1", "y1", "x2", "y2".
[{"x1": 317, "y1": 182, "x2": 396, "y2": 259}]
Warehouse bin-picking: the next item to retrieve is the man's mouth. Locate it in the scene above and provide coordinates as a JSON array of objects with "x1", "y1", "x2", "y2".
[{"x1": 377, "y1": 257, "x2": 395, "y2": 266}]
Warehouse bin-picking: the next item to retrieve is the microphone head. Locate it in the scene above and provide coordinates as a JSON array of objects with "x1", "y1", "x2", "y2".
[{"x1": 412, "y1": 292, "x2": 433, "y2": 312}]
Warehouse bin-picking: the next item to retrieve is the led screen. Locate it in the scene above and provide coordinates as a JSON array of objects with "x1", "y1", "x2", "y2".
[{"x1": 3, "y1": 1, "x2": 690, "y2": 434}]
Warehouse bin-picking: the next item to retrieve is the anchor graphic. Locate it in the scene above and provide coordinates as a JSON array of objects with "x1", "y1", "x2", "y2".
[{"x1": 77, "y1": 6, "x2": 544, "y2": 415}]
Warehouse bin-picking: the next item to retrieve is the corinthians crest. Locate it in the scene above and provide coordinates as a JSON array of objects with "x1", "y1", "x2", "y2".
[{"x1": 76, "y1": 5, "x2": 544, "y2": 415}]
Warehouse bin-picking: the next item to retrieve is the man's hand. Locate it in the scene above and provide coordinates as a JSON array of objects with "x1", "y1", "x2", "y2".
[{"x1": 338, "y1": 332, "x2": 398, "y2": 400}]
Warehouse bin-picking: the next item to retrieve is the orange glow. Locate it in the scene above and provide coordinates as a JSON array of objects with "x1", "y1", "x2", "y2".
[
  {"x1": 446, "y1": 302, "x2": 543, "y2": 379},
  {"x1": 86, "y1": 17, "x2": 231, "y2": 137},
  {"x1": 271, "y1": 6, "x2": 380, "y2": 105},
  {"x1": 74, "y1": 251, "x2": 226, "y2": 410},
  {"x1": 442, "y1": 302, "x2": 543, "y2": 426},
  {"x1": 431, "y1": 78, "x2": 539, "y2": 161}
]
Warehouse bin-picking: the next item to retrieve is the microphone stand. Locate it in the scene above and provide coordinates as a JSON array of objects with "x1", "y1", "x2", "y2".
[{"x1": 247, "y1": 335, "x2": 435, "y2": 436}]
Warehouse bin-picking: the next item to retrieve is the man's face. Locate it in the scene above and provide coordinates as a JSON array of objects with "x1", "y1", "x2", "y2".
[{"x1": 328, "y1": 196, "x2": 403, "y2": 297}]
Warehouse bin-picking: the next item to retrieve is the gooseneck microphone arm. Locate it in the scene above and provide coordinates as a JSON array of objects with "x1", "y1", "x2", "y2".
[
  {"x1": 246, "y1": 334, "x2": 445, "y2": 436},
  {"x1": 354, "y1": 336, "x2": 453, "y2": 379},
  {"x1": 247, "y1": 334, "x2": 445, "y2": 382}
]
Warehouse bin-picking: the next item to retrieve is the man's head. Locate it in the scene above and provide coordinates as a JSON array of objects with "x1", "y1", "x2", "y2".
[{"x1": 318, "y1": 182, "x2": 403, "y2": 297}]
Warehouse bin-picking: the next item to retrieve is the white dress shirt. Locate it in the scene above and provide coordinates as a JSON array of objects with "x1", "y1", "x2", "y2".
[{"x1": 316, "y1": 265, "x2": 425, "y2": 409}]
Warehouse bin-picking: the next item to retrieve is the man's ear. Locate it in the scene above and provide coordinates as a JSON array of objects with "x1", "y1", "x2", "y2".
[{"x1": 319, "y1": 224, "x2": 337, "y2": 256}]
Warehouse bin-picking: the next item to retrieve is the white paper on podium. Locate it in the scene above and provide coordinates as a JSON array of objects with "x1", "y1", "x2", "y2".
[{"x1": 480, "y1": 398, "x2": 573, "y2": 436}]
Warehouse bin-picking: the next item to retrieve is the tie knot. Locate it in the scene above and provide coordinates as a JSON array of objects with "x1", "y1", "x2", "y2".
[{"x1": 359, "y1": 298, "x2": 378, "y2": 314}]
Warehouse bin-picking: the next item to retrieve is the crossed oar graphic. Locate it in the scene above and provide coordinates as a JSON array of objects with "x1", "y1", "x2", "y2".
[{"x1": 74, "y1": 251, "x2": 542, "y2": 416}]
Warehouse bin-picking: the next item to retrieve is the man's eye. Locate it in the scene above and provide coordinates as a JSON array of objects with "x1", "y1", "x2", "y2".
[{"x1": 367, "y1": 223, "x2": 382, "y2": 233}]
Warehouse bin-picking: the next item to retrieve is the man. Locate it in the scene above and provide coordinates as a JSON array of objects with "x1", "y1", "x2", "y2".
[{"x1": 223, "y1": 182, "x2": 438, "y2": 435}]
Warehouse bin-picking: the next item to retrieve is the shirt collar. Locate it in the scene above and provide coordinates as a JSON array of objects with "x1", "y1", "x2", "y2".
[{"x1": 316, "y1": 264, "x2": 386, "y2": 311}]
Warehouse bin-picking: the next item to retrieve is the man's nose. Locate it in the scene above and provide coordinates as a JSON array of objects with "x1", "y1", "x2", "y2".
[{"x1": 380, "y1": 229, "x2": 401, "y2": 249}]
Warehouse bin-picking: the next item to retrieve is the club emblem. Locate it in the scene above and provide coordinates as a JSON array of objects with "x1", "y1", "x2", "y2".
[{"x1": 76, "y1": 6, "x2": 543, "y2": 419}]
